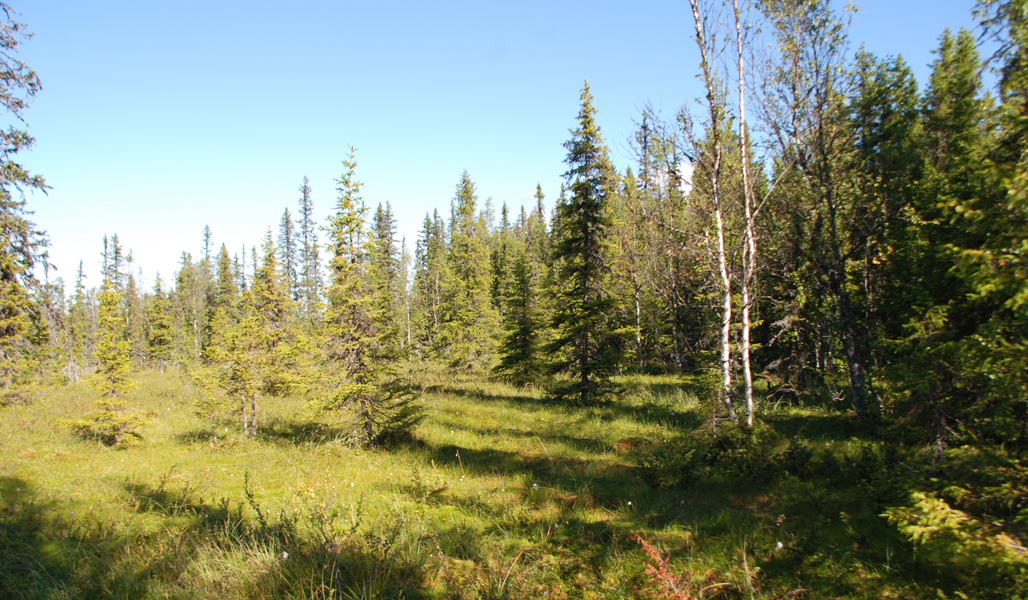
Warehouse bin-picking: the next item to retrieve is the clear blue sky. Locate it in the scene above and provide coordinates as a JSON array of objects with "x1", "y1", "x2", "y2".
[{"x1": 18, "y1": 0, "x2": 988, "y2": 289}]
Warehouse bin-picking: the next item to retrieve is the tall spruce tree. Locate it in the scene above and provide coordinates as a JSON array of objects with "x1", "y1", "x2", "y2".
[
  {"x1": 370, "y1": 202, "x2": 403, "y2": 354},
  {"x1": 297, "y1": 176, "x2": 323, "y2": 331},
  {"x1": 547, "y1": 82, "x2": 622, "y2": 404},
  {"x1": 490, "y1": 202, "x2": 514, "y2": 314},
  {"x1": 319, "y1": 147, "x2": 421, "y2": 446},
  {"x1": 440, "y1": 171, "x2": 500, "y2": 373},
  {"x1": 278, "y1": 208, "x2": 299, "y2": 302},
  {"x1": 0, "y1": 4, "x2": 47, "y2": 401},
  {"x1": 66, "y1": 261, "x2": 91, "y2": 372},
  {"x1": 412, "y1": 210, "x2": 448, "y2": 356},
  {"x1": 146, "y1": 274, "x2": 174, "y2": 372}
]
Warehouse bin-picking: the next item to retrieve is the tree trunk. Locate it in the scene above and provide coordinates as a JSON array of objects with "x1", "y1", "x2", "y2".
[
  {"x1": 735, "y1": 0, "x2": 756, "y2": 427},
  {"x1": 250, "y1": 393, "x2": 258, "y2": 437},
  {"x1": 361, "y1": 396, "x2": 375, "y2": 445},
  {"x1": 714, "y1": 206, "x2": 735, "y2": 419},
  {"x1": 242, "y1": 395, "x2": 249, "y2": 438},
  {"x1": 830, "y1": 273, "x2": 871, "y2": 416},
  {"x1": 690, "y1": 0, "x2": 736, "y2": 422}
]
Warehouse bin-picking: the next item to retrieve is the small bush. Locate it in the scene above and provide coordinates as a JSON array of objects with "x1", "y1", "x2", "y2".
[
  {"x1": 62, "y1": 398, "x2": 148, "y2": 447},
  {"x1": 638, "y1": 421, "x2": 802, "y2": 488}
]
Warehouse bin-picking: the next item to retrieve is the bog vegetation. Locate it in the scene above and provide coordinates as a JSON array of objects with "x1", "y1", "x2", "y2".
[{"x1": 2, "y1": 0, "x2": 1027, "y2": 598}]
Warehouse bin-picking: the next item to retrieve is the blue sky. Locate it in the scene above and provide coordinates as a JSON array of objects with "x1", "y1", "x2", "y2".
[{"x1": 18, "y1": 0, "x2": 989, "y2": 289}]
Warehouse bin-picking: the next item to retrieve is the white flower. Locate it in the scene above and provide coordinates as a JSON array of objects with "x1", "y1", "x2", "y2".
[
  {"x1": 280, "y1": 552, "x2": 289, "y2": 560},
  {"x1": 776, "y1": 541, "x2": 784, "y2": 551}
]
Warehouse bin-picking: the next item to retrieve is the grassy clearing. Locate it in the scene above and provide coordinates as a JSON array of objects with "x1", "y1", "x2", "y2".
[{"x1": 0, "y1": 369, "x2": 959, "y2": 598}]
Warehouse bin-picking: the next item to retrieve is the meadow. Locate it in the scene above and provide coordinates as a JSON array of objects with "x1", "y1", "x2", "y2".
[{"x1": 0, "y1": 369, "x2": 960, "y2": 599}]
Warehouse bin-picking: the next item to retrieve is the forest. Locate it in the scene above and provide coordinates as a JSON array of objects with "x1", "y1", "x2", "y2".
[{"x1": 2, "y1": 0, "x2": 1027, "y2": 598}]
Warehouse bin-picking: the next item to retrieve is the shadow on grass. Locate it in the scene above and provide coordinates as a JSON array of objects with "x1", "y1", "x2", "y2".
[
  {"x1": 424, "y1": 380, "x2": 703, "y2": 431},
  {"x1": 261, "y1": 418, "x2": 352, "y2": 447},
  {"x1": 763, "y1": 411, "x2": 880, "y2": 442},
  {"x1": 2, "y1": 473, "x2": 436, "y2": 599},
  {"x1": 0, "y1": 475, "x2": 152, "y2": 599}
]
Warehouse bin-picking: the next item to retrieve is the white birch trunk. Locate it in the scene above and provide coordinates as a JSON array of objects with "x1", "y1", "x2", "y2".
[
  {"x1": 690, "y1": 0, "x2": 735, "y2": 421},
  {"x1": 735, "y1": 0, "x2": 756, "y2": 427}
]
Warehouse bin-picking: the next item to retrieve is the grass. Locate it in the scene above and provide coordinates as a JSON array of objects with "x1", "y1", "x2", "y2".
[{"x1": 0, "y1": 368, "x2": 974, "y2": 598}]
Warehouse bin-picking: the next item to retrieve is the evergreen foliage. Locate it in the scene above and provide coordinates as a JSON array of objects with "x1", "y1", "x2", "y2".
[
  {"x1": 412, "y1": 210, "x2": 448, "y2": 356},
  {"x1": 318, "y1": 147, "x2": 422, "y2": 446},
  {"x1": 547, "y1": 82, "x2": 622, "y2": 404},
  {"x1": 439, "y1": 172, "x2": 500, "y2": 373},
  {"x1": 67, "y1": 276, "x2": 146, "y2": 447},
  {"x1": 0, "y1": 18, "x2": 49, "y2": 399},
  {"x1": 370, "y1": 201, "x2": 403, "y2": 354},
  {"x1": 7, "y1": 3, "x2": 1028, "y2": 595},
  {"x1": 296, "y1": 176, "x2": 323, "y2": 331},
  {"x1": 278, "y1": 208, "x2": 299, "y2": 303},
  {"x1": 93, "y1": 282, "x2": 132, "y2": 398},
  {"x1": 493, "y1": 253, "x2": 542, "y2": 385},
  {"x1": 146, "y1": 274, "x2": 174, "y2": 372},
  {"x1": 203, "y1": 232, "x2": 305, "y2": 438}
]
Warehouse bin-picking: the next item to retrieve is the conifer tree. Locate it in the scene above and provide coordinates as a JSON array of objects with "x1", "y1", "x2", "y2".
[
  {"x1": 490, "y1": 202, "x2": 514, "y2": 314},
  {"x1": 66, "y1": 260, "x2": 91, "y2": 374},
  {"x1": 370, "y1": 201, "x2": 403, "y2": 354},
  {"x1": 548, "y1": 82, "x2": 622, "y2": 404},
  {"x1": 297, "y1": 176, "x2": 323, "y2": 331},
  {"x1": 278, "y1": 208, "x2": 299, "y2": 302},
  {"x1": 68, "y1": 277, "x2": 146, "y2": 446},
  {"x1": 318, "y1": 147, "x2": 421, "y2": 446},
  {"x1": 174, "y1": 252, "x2": 204, "y2": 363},
  {"x1": 124, "y1": 264, "x2": 146, "y2": 364},
  {"x1": 146, "y1": 274, "x2": 174, "y2": 372},
  {"x1": 494, "y1": 252, "x2": 542, "y2": 385},
  {"x1": 94, "y1": 246, "x2": 132, "y2": 396},
  {"x1": 0, "y1": 4, "x2": 48, "y2": 401},
  {"x1": 412, "y1": 210, "x2": 448, "y2": 355},
  {"x1": 213, "y1": 243, "x2": 238, "y2": 314},
  {"x1": 440, "y1": 171, "x2": 500, "y2": 372},
  {"x1": 205, "y1": 232, "x2": 302, "y2": 438}
]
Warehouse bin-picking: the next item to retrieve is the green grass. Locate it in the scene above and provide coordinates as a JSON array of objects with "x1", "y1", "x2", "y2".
[{"x1": 0, "y1": 368, "x2": 971, "y2": 599}]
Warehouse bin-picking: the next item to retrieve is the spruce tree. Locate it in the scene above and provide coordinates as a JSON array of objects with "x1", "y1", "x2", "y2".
[
  {"x1": 278, "y1": 208, "x2": 299, "y2": 302},
  {"x1": 494, "y1": 252, "x2": 542, "y2": 385},
  {"x1": 490, "y1": 202, "x2": 514, "y2": 314},
  {"x1": 213, "y1": 243, "x2": 238, "y2": 313},
  {"x1": 440, "y1": 171, "x2": 500, "y2": 373},
  {"x1": 370, "y1": 201, "x2": 403, "y2": 354},
  {"x1": 66, "y1": 260, "x2": 91, "y2": 375},
  {"x1": 174, "y1": 252, "x2": 203, "y2": 363},
  {"x1": 319, "y1": 147, "x2": 421, "y2": 446},
  {"x1": 0, "y1": 5, "x2": 47, "y2": 401},
  {"x1": 205, "y1": 232, "x2": 302, "y2": 438},
  {"x1": 548, "y1": 82, "x2": 622, "y2": 404},
  {"x1": 146, "y1": 274, "x2": 174, "y2": 372},
  {"x1": 297, "y1": 176, "x2": 323, "y2": 331},
  {"x1": 68, "y1": 277, "x2": 146, "y2": 446},
  {"x1": 412, "y1": 210, "x2": 448, "y2": 355},
  {"x1": 124, "y1": 264, "x2": 146, "y2": 365}
]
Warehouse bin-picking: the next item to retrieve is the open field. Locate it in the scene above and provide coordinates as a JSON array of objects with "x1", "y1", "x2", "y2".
[{"x1": 0, "y1": 369, "x2": 965, "y2": 599}]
